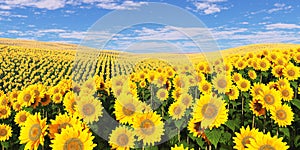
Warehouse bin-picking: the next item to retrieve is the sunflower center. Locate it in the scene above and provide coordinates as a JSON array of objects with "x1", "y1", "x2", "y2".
[
  {"x1": 34, "y1": 90, "x2": 40, "y2": 96},
  {"x1": 241, "y1": 136, "x2": 253, "y2": 148},
  {"x1": 276, "y1": 110, "x2": 287, "y2": 120},
  {"x1": 122, "y1": 103, "x2": 135, "y2": 116},
  {"x1": 24, "y1": 94, "x2": 31, "y2": 102},
  {"x1": 202, "y1": 85, "x2": 209, "y2": 91},
  {"x1": 217, "y1": 79, "x2": 227, "y2": 88},
  {"x1": 63, "y1": 138, "x2": 84, "y2": 150},
  {"x1": 82, "y1": 103, "x2": 95, "y2": 116},
  {"x1": 264, "y1": 94, "x2": 275, "y2": 105},
  {"x1": 182, "y1": 96, "x2": 191, "y2": 106},
  {"x1": 29, "y1": 124, "x2": 42, "y2": 141},
  {"x1": 116, "y1": 133, "x2": 129, "y2": 146},
  {"x1": 281, "y1": 89, "x2": 289, "y2": 97},
  {"x1": 12, "y1": 93, "x2": 18, "y2": 98},
  {"x1": 254, "y1": 88, "x2": 262, "y2": 95},
  {"x1": 233, "y1": 75, "x2": 240, "y2": 81},
  {"x1": 0, "y1": 128, "x2": 7, "y2": 136},
  {"x1": 259, "y1": 144, "x2": 275, "y2": 150},
  {"x1": 0, "y1": 109, "x2": 7, "y2": 115},
  {"x1": 260, "y1": 62, "x2": 266, "y2": 68},
  {"x1": 287, "y1": 69, "x2": 295, "y2": 76},
  {"x1": 55, "y1": 95, "x2": 61, "y2": 101},
  {"x1": 173, "y1": 106, "x2": 182, "y2": 115},
  {"x1": 140, "y1": 119, "x2": 155, "y2": 135},
  {"x1": 159, "y1": 91, "x2": 166, "y2": 98},
  {"x1": 20, "y1": 114, "x2": 27, "y2": 122},
  {"x1": 201, "y1": 103, "x2": 218, "y2": 119},
  {"x1": 241, "y1": 82, "x2": 247, "y2": 88}
]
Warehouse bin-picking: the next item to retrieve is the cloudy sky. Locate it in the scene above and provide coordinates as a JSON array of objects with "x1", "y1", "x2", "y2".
[{"x1": 0, "y1": 0, "x2": 300, "y2": 52}]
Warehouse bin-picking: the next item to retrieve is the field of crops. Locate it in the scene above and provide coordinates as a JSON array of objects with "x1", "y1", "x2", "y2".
[{"x1": 0, "y1": 41, "x2": 300, "y2": 150}]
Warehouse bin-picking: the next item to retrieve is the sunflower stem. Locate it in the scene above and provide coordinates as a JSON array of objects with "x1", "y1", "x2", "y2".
[
  {"x1": 252, "y1": 114, "x2": 255, "y2": 128},
  {"x1": 276, "y1": 126, "x2": 279, "y2": 137},
  {"x1": 177, "y1": 128, "x2": 181, "y2": 142},
  {"x1": 263, "y1": 114, "x2": 266, "y2": 133}
]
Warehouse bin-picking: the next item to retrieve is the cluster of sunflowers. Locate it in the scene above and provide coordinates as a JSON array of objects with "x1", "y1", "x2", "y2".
[{"x1": 0, "y1": 44, "x2": 299, "y2": 150}]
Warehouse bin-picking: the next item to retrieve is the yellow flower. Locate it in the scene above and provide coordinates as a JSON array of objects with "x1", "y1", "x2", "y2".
[
  {"x1": 193, "y1": 94, "x2": 228, "y2": 129},
  {"x1": 50, "y1": 126, "x2": 96, "y2": 150},
  {"x1": 14, "y1": 110, "x2": 31, "y2": 126},
  {"x1": 109, "y1": 126, "x2": 136, "y2": 150},
  {"x1": 198, "y1": 81, "x2": 212, "y2": 95},
  {"x1": 178, "y1": 93, "x2": 193, "y2": 108},
  {"x1": 258, "y1": 58, "x2": 271, "y2": 71},
  {"x1": 76, "y1": 96, "x2": 103, "y2": 124},
  {"x1": 233, "y1": 126, "x2": 261, "y2": 150},
  {"x1": 171, "y1": 144, "x2": 189, "y2": 150},
  {"x1": 249, "y1": 98, "x2": 266, "y2": 116},
  {"x1": 19, "y1": 113, "x2": 48, "y2": 150},
  {"x1": 63, "y1": 91, "x2": 77, "y2": 115},
  {"x1": 168, "y1": 102, "x2": 186, "y2": 120},
  {"x1": 18, "y1": 88, "x2": 35, "y2": 107},
  {"x1": 0, "y1": 124, "x2": 12, "y2": 141},
  {"x1": 246, "y1": 132, "x2": 289, "y2": 150},
  {"x1": 279, "y1": 86, "x2": 294, "y2": 101},
  {"x1": 212, "y1": 74, "x2": 232, "y2": 94},
  {"x1": 232, "y1": 72, "x2": 242, "y2": 83},
  {"x1": 272, "y1": 65, "x2": 284, "y2": 78},
  {"x1": 115, "y1": 93, "x2": 143, "y2": 124},
  {"x1": 226, "y1": 85, "x2": 239, "y2": 101},
  {"x1": 258, "y1": 87, "x2": 282, "y2": 110},
  {"x1": 250, "y1": 83, "x2": 266, "y2": 97},
  {"x1": 52, "y1": 93, "x2": 63, "y2": 104},
  {"x1": 237, "y1": 78, "x2": 251, "y2": 92},
  {"x1": 132, "y1": 111, "x2": 164, "y2": 146},
  {"x1": 270, "y1": 104, "x2": 294, "y2": 127},
  {"x1": 0, "y1": 105, "x2": 11, "y2": 119},
  {"x1": 248, "y1": 70, "x2": 257, "y2": 80},
  {"x1": 283, "y1": 63, "x2": 299, "y2": 80},
  {"x1": 156, "y1": 88, "x2": 168, "y2": 101},
  {"x1": 49, "y1": 113, "x2": 79, "y2": 139}
]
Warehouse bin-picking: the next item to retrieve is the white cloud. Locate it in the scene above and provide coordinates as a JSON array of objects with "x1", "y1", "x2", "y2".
[
  {"x1": 96, "y1": 1, "x2": 147, "y2": 10},
  {"x1": 268, "y1": 3, "x2": 292, "y2": 13},
  {"x1": 0, "y1": 0, "x2": 147, "y2": 10},
  {"x1": 266, "y1": 23, "x2": 300, "y2": 30},
  {"x1": 191, "y1": 0, "x2": 228, "y2": 15},
  {"x1": 240, "y1": 22, "x2": 249, "y2": 25},
  {"x1": 0, "y1": 11, "x2": 10, "y2": 16}
]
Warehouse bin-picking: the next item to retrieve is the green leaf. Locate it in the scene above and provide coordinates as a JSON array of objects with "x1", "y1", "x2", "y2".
[
  {"x1": 225, "y1": 120, "x2": 239, "y2": 132},
  {"x1": 291, "y1": 99, "x2": 300, "y2": 110},
  {"x1": 219, "y1": 132, "x2": 232, "y2": 144},
  {"x1": 175, "y1": 119, "x2": 184, "y2": 129},
  {"x1": 290, "y1": 81, "x2": 298, "y2": 89},
  {"x1": 145, "y1": 146, "x2": 159, "y2": 150},
  {"x1": 188, "y1": 133, "x2": 196, "y2": 141},
  {"x1": 205, "y1": 129, "x2": 222, "y2": 148},
  {"x1": 295, "y1": 135, "x2": 300, "y2": 147},
  {"x1": 279, "y1": 127, "x2": 290, "y2": 139},
  {"x1": 196, "y1": 137, "x2": 205, "y2": 148}
]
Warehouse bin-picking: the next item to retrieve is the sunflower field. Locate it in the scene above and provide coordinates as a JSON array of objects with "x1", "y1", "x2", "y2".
[{"x1": 0, "y1": 43, "x2": 300, "y2": 150}]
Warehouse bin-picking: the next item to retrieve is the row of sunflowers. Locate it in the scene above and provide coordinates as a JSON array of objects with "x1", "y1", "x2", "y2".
[{"x1": 0, "y1": 45, "x2": 299, "y2": 149}]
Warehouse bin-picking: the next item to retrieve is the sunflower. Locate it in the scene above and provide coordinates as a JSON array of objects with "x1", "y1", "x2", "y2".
[
  {"x1": 283, "y1": 63, "x2": 299, "y2": 80},
  {"x1": 9, "y1": 89, "x2": 19, "y2": 101},
  {"x1": 132, "y1": 111, "x2": 164, "y2": 146},
  {"x1": 15, "y1": 110, "x2": 31, "y2": 126},
  {"x1": 109, "y1": 126, "x2": 136, "y2": 150},
  {"x1": 168, "y1": 102, "x2": 186, "y2": 120},
  {"x1": 198, "y1": 81, "x2": 212, "y2": 95},
  {"x1": 232, "y1": 72, "x2": 242, "y2": 83},
  {"x1": 50, "y1": 126, "x2": 96, "y2": 150},
  {"x1": 226, "y1": 85, "x2": 240, "y2": 101},
  {"x1": 279, "y1": 86, "x2": 294, "y2": 101},
  {"x1": 156, "y1": 88, "x2": 168, "y2": 101},
  {"x1": 237, "y1": 78, "x2": 251, "y2": 92},
  {"x1": 153, "y1": 73, "x2": 167, "y2": 87},
  {"x1": 270, "y1": 104, "x2": 294, "y2": 127},
  {"x1": 19, "y1": 113, "x2": 48, "y2": 150},
  {"x1": 0, "y1": 124, "x2": 12, "y2": 142},
  {"x1": 233, "y1": 126, "x2": 261, "y2": 150},
  {"x1": 0, "y1": 105, "x2": 11, "y2": 119},
  {"x1": 212, "y1": 75, "x2": 232, "y2": 94},
  {"x1": 235, "y1": 59, "x2": 247, "y2": 70},
  {"x1": 49, "y1": 113, "x2": 79, "y2": 139},
  {"x1": 249, "y1": 98, "x2": 266, "y2": 116},
  {"x1": 246, "y1": 132, "x2": 289, "y2": 150},
  {"x1": 258, "y1": 58, "x2": 271, "y2": 71},
  {"x1": 63, "y1": 92, "x2": 77, "y2": 115},
  {"x1": 13, "y1": 101, "x2": 22, "y2": 112},
  {"x1": 293, "y1": 52, "x2": 300, "y2": 63},
  {"x1": 173, "y1": 76, "x2": 188, "y2": 90},
  {"x1": 178, "y1": 93, "x2": 192, "y2": 109},
  {"x1": 171, "y1": 88, "x2": 182, "y2": 101},
  {"x1": 171, "y1": 144, "x2": 189, "y2": 150},
  {"x1": 258, "y1": 87, "x2": 282, "y2": 110},
  {"x1": 18, "y1": 88, "x2": 35, "y2": 107},
  {"x1": 250, "y1": 83, "x2": 266, "y2": 97},
  {"x1": 115, "y1": 93, "x2": 143, "y2": 124},
  {"x1": 248, "y1": 70, "x2": 257, "y2": 80},
  {"x1": 52, "y1": 93, "x2": 63, "y2": 104},
  {"x1": 193, "y1": 94, "x2": 228, "y2": 129},
  {"x1": 277, "y1": 78, "x2": 290, "y2": 88},
  {"x1": 76, "y1": 96, "x2": 103, "y2": 124},
  {"x1": 272, "y1": 65, "x2": 284, "y2": 78}
]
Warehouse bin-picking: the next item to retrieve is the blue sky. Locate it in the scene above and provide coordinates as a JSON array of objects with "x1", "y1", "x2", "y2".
[{"x1": 0, "y1": 0, "x2": 300, "y2": 52}]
